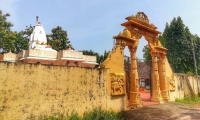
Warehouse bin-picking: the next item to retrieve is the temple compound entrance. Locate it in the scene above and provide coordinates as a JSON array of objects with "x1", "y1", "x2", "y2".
[{"x1": 101, "y1": 12, "x2": 170, "y2": 108}]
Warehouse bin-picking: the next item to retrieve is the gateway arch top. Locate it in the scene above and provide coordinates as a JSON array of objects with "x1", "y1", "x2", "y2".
[
  {"x1": 122, "y1": 12, "x2": 160, "y2": 34},
  {"x1": 135, "y1": 12, "x2": 150, "y2": 24}
]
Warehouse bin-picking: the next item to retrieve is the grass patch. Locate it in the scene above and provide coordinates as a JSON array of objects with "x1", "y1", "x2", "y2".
[
  {"x1": 82, "y1": 108, "x2": 123, "y2": 120},
  {"x1": 175, "y1": 95, "x2": 200, "y2": 104},
  {"x1": 38, "y1": 108, "x2": 126, "y2": 120}
]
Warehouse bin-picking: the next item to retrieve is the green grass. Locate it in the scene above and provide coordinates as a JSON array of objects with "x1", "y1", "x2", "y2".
[
  {"x1": 82, "y1": 108, "x2": 123, "y2": 120},
  {"x1": 38, "y1": 108, "x2": 126, "y2": 120},
  {"x1": 175, "y1": 95, "x2": 200, "y2": 104}
]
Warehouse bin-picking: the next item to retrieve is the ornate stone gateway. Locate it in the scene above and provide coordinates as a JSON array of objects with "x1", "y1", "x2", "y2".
[{"x1": 101, "y1": 12, "x2": 170, "y2": 108}]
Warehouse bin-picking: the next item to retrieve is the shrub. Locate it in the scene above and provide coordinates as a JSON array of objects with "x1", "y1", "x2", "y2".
[
  {"x1": 37, "y1": 108, "x2": 125, "y2": 120},
  {"x1": 82, "y1": 108, "x2": 123, "y2": 120},
  {"x1": 67, "y1": 111, "x2": 81, "y2": 120},
  {"x1": 175, "y1": 94, "x2": 200, "y2": 104}
]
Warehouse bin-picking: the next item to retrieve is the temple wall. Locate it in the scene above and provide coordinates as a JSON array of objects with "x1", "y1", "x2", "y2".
[
  {"x1": 100, "y1": 45, "x2": 128, "y2": 109},
  {"x1": 169, "y1": 74, "x2": 200, "y2": 101},
  {"x1": 101, "y1": 45, "x2": 125, "y2": 73},
  {"x1": 58, "y1": 50, "x2": 83, "y2": 59},
  {"x1": 82, "y1": 55, "x2": 96, "y2": 62},
  {"x1": 2, "y1": 53, "x2": 16, "y2": 61},
  {"x1": 164, "y1": 58, "x2": 200, "y2": 101},
  {"x1": 0, "y1": 62, "x2": 125, "y2": 120},
  {"x1": 28, "y1": 49, "x2": 57, "y2": 59}
]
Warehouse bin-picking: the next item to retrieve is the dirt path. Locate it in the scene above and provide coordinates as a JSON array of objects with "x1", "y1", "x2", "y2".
[{"x1": 124, "y1": 102, "x2": 200, "y2": 120}]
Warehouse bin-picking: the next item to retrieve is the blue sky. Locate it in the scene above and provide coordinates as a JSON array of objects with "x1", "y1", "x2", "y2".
[{"x1": 1, "y1": 0, "x2": 200, "y2": 59}]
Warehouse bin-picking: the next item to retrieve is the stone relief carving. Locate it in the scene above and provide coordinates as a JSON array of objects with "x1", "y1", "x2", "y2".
[
  {"x1": 110, "y1": 73, "x2": 125, "y2": 95},
  {"x1": 169, "y1": 74, "x2": 175, "y2": 90},
  {"x1": 169, "y1": 78, "x2": 175, "y2": 90}
]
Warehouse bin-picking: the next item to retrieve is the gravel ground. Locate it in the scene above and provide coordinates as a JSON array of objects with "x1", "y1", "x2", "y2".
[{"x1": 123, "y1": 102, "x2": 200, "y2": 120}]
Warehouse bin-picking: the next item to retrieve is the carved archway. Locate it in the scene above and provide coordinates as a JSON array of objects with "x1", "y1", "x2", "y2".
[{"x1": 113, "y1": 12, "x2": 169, "y2": 108}]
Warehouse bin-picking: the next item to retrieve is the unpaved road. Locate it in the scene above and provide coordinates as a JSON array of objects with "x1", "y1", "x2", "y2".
[{"x1": 124, "y1": 102, "x2": 200, "y2": 120}]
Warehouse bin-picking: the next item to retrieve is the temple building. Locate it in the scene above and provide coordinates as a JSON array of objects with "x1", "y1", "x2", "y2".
[
  {"x1": 0, "y1": 21, "x2": 98, "y2": 68},
  {"x1": 137, "y1": 61, "x2": 151, "y2": 91},
  {"x1": 28, "y1": 22, "x2": 49, "y2": 50}
]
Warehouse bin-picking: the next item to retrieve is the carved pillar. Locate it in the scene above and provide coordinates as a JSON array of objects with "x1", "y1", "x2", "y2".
[
  {"x1": 128, "y1": 45, "x2": 142, "y2": 108},
  {"x1": 158, "y1": 53, "x2": 170, "y2": 101},
  {"x1": 151, "y1": 52, "x2": 163, "y2": 103}
]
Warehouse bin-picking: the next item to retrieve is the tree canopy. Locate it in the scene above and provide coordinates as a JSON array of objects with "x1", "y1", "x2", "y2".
[
  {"x1": 163, "y1": 17, "x2": 200, "y2": 74},
  {"x1": 0, "y1": 10, "x2": 28, "y2": 53},
  {"x1": 20, "y1": 25, "x2": 35, "y2": 41},
  {"x1": 143, "y1": 16, "x2": 200, "y2": 74},
  {"x1": 142, "y1": 45, "x2": 151, "y2": 63},
  {"x1": 80, "y1": 50, "x2": 110, "y2": 64},
  {"x1": 47, "y1": 26, "x2": 71, "y2": 51}
]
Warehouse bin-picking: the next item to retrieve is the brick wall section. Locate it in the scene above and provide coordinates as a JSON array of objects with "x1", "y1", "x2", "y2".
[{"x1": 0, "y1": 62, "x2": 108, "y2": 120}]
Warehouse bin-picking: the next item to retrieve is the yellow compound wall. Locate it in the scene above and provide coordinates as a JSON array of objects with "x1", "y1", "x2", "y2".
[{"x1": 0, "y1": 62, "x2": 126, "y2": 120}]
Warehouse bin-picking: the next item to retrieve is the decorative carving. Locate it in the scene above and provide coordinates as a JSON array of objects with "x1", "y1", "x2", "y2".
[
  {"x1": 110, "y1": 73, "x2": 125, "y2": 95},
  {"x1": 125, "y1": 12, "x2": 157, "y2": 29},
  {"x1": 36, "y1": 41, "x2": 47, "y2": 45},
  {"x1": 135, "y1": 12, "x2": 149, "y2": 24},
  {"x1": 169, "y1": 74, "x2": 175, "y2": 90}
]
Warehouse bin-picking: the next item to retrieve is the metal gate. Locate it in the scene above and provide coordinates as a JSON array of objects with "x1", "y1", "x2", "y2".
[{"x1": 124, "y1": 55, "x2": 131, "y2": 99}]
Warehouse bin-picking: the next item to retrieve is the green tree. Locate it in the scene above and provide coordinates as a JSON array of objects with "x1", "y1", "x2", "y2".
[
  {"x1": 165, "y1": 17, "x2": 193, "y2": 73},
  {"x1": 157, "y1": 16, "x2": 200, "y2": 74},
  {"x1": 0, "y1": 10, "x2": 14, "y2": 53},
  {"x1": 142, "y1": 16, "x2": 200, "y2": 74},
  {"x1": 80, "y1": 50, "x2": 110, "y2": 64},
  {"x1": 2, "y1": 31, "x2": 28, "y2": 53},
  {"x1": 20, "y1": 25, "x2": 35, "y2": 41},
  {"x1": 190, "y1": 34, "x2": 200, "y2": 74},
  {"x1": 158, "y1": 23, "x2": 169, "y2": 47},
  {"x1": 103, "y1": 50, "x2": 109, "y2": 60},
  {"x1": 47, "y1": 26, "x2": 71, "y2": 51},
  {"x1": 50, "y1": 39, "x2": 61, "y2": 51},
  {"x1": 0, "y1": 10, "x2": 28, "y2": 53},
  {"x1": 2, "y1": 31, "x2": 15, "y2": 53},
  {"x1": 14, "y1": 32, "x2": 28, "y2": 53},
  {"x1": 142, "y1": 45, "x2": 151, "y2": 62}
]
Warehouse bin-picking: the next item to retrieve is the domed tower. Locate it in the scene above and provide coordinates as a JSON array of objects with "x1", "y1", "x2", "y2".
[{"x1": 29, "y1": 20, "x2": 47, "y2": 49}]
